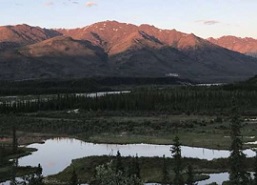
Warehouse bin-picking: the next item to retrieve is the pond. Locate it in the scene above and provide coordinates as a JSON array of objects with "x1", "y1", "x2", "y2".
[
  {"x1": 145, "y1": 173, "x2": 229, "y2": 185},
  {"x1": 18, "y1": 138, "x2": 256, "y2": 177},
  {"x1": 1, "y1": 137, "x2": 255, "y2": 184},
  {"x1": 198, "y1": 172, "x2": 229, "y2": 185}
]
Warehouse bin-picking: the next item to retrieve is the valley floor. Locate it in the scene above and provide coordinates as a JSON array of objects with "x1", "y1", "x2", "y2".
[{"x1": 2, "y1": 83, "x2": 257, "y2": 184}]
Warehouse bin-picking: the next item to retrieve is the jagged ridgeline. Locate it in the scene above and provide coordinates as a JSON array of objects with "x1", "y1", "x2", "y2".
[{"x1": 1, "y1": 21, "x2": 257, "y2": 83}]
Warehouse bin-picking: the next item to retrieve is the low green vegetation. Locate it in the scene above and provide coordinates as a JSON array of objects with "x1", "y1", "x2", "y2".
[
  {"x1": 49, "y1": 155, "x2": 257, "y2": 184},
  {"x1": 49, "y1": 156, "x2": 210, "y2": 184},
  {"x1": 1, "y1": 111, "x2": 257, "y2": 149},
  {"x1": 2, "y1": 78, "x2": 257, "y2": 184}
]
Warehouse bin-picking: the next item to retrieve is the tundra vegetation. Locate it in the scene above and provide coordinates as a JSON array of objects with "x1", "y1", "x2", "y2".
[{"x1": 1, "y1": 77, "x2": 257, "y2": 184}]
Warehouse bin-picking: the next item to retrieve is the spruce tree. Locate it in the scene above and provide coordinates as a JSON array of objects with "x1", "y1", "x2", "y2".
[
  {"x1": 229, "y1": 103, "x2": 248, "y2": 185},
  {"x1": 11, "y1": 158, "x2": 17, "y2": 185},
  {"x1": 134, "y1": 154, "x2": 140, "y2": 179},
  {"x1": 115, "y1": 150, "x2": 124, "y2": 174},
  {"x1": 28, "y1": 166, "x2": 44, "y2": 185},
  {"x1": 128, "y1": 155, "x2": 140, "y2": 179},
  {"x1": 254, "y1": 151, "x2": 257, "y2": 185},
  {"x1": 36, "y1": 163, "x2": 43, "y2": 183},
  {"x1": 162, "y1": 155, "x2": 169, "y2": 185},
  {"x1": 186, "y1": 164, "x2": 197, "y2": 185},
  {"x1": 171, "y1": 136, "x2": 184, "y2": 185},
  {"x1": 12, "y1": 126, "x2": 18, "y2": 154},
  {"x1": 0, "y1": 147, "x2": 4, "y2": 164}
]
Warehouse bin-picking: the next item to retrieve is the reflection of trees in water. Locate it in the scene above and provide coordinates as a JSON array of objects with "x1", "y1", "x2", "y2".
[
  {"x1": 1, "y1": 126, "x2": 43, "y2": 185},
  {"x1": 10, "y1": 159, "x2": 43, "y2": 185}
]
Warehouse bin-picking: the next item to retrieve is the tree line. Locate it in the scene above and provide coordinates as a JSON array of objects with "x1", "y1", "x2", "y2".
[
  {"x1": 1, "y1": 87, "x2": 257, "y2": 115},
  {"x1": 0, "y1": 77, "x2": 189, "y2": 96}
]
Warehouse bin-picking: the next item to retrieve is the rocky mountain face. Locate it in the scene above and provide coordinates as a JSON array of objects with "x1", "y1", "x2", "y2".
[
  {"x1": 0, "y1": 24, "x2": 60, "y2": 45},
  {"x1": 208, "y1": 36, "x2": 257, "y2": 57},
  {"x1": 1, "y1": 21, "x2": 257, "y2": 83}
]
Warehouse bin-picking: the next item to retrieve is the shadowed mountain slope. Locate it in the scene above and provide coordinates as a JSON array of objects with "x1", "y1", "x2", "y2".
[{"x1": 1, "y1": 21, "x2": 257, "y2": 83}]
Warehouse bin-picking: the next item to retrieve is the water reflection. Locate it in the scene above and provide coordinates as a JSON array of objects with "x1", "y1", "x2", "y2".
[
  {"x1": 198, "y1": 173, "x2": 229, "y2": 185},
  {"x1": 76, "y1": 91, "x2": 131, "y2": 98},
  {"x1": 17, "y1": 138, "x2": 256, "y2": 177}
]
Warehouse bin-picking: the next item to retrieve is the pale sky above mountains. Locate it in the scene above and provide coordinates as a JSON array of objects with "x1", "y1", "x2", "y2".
[{"x1": 1, "y1": 0, "x2": 257, "y2": 38}]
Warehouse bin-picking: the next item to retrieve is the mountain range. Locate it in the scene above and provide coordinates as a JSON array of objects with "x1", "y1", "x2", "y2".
[
  {"x1": 208, "y1": 36, "x2": 257, "y2": 58},
  {"x1": 1, "y1": 20, "x2": 257, "y2": 83}
]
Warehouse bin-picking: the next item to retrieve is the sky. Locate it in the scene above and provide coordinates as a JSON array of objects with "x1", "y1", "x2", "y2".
[{"x1": 1, "y1": 0, "x2": 257, "y2": 39}]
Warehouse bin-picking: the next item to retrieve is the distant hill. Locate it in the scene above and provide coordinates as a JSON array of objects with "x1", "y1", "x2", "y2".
[
  {"x1": 1, "y1": 21, "x2": 257, "y2": 83},
  {"x1": 242, "y1": 75, "x2": 257, "y2": 85}
]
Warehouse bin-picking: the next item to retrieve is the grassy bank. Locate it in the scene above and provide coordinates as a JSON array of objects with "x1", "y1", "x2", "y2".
[
  {"x1": 49, "y1": 156, "x2": 212, "y2": 184},
  {"x1": 48, "y1": 156, "x2": 257, "y2": 184},
  {"x1": 1, "y1": 111, "x2": 257, "y2": 150}
]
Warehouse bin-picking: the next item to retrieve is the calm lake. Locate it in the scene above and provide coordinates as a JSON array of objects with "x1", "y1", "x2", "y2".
[
  {"x1": 2, "y1": 137, "x2": 255, "y2": 184},
  {"x1": 145, "y1": 173, "x2": 229, "y2": 185},
  {"x1": 18, "y1": 138, "x2": 255, "y2": 177}
]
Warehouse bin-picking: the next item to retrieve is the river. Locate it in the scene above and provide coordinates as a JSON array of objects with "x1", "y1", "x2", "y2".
[{"x1": 0, "y1": 91, "x2": 131, "y2": 105}]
